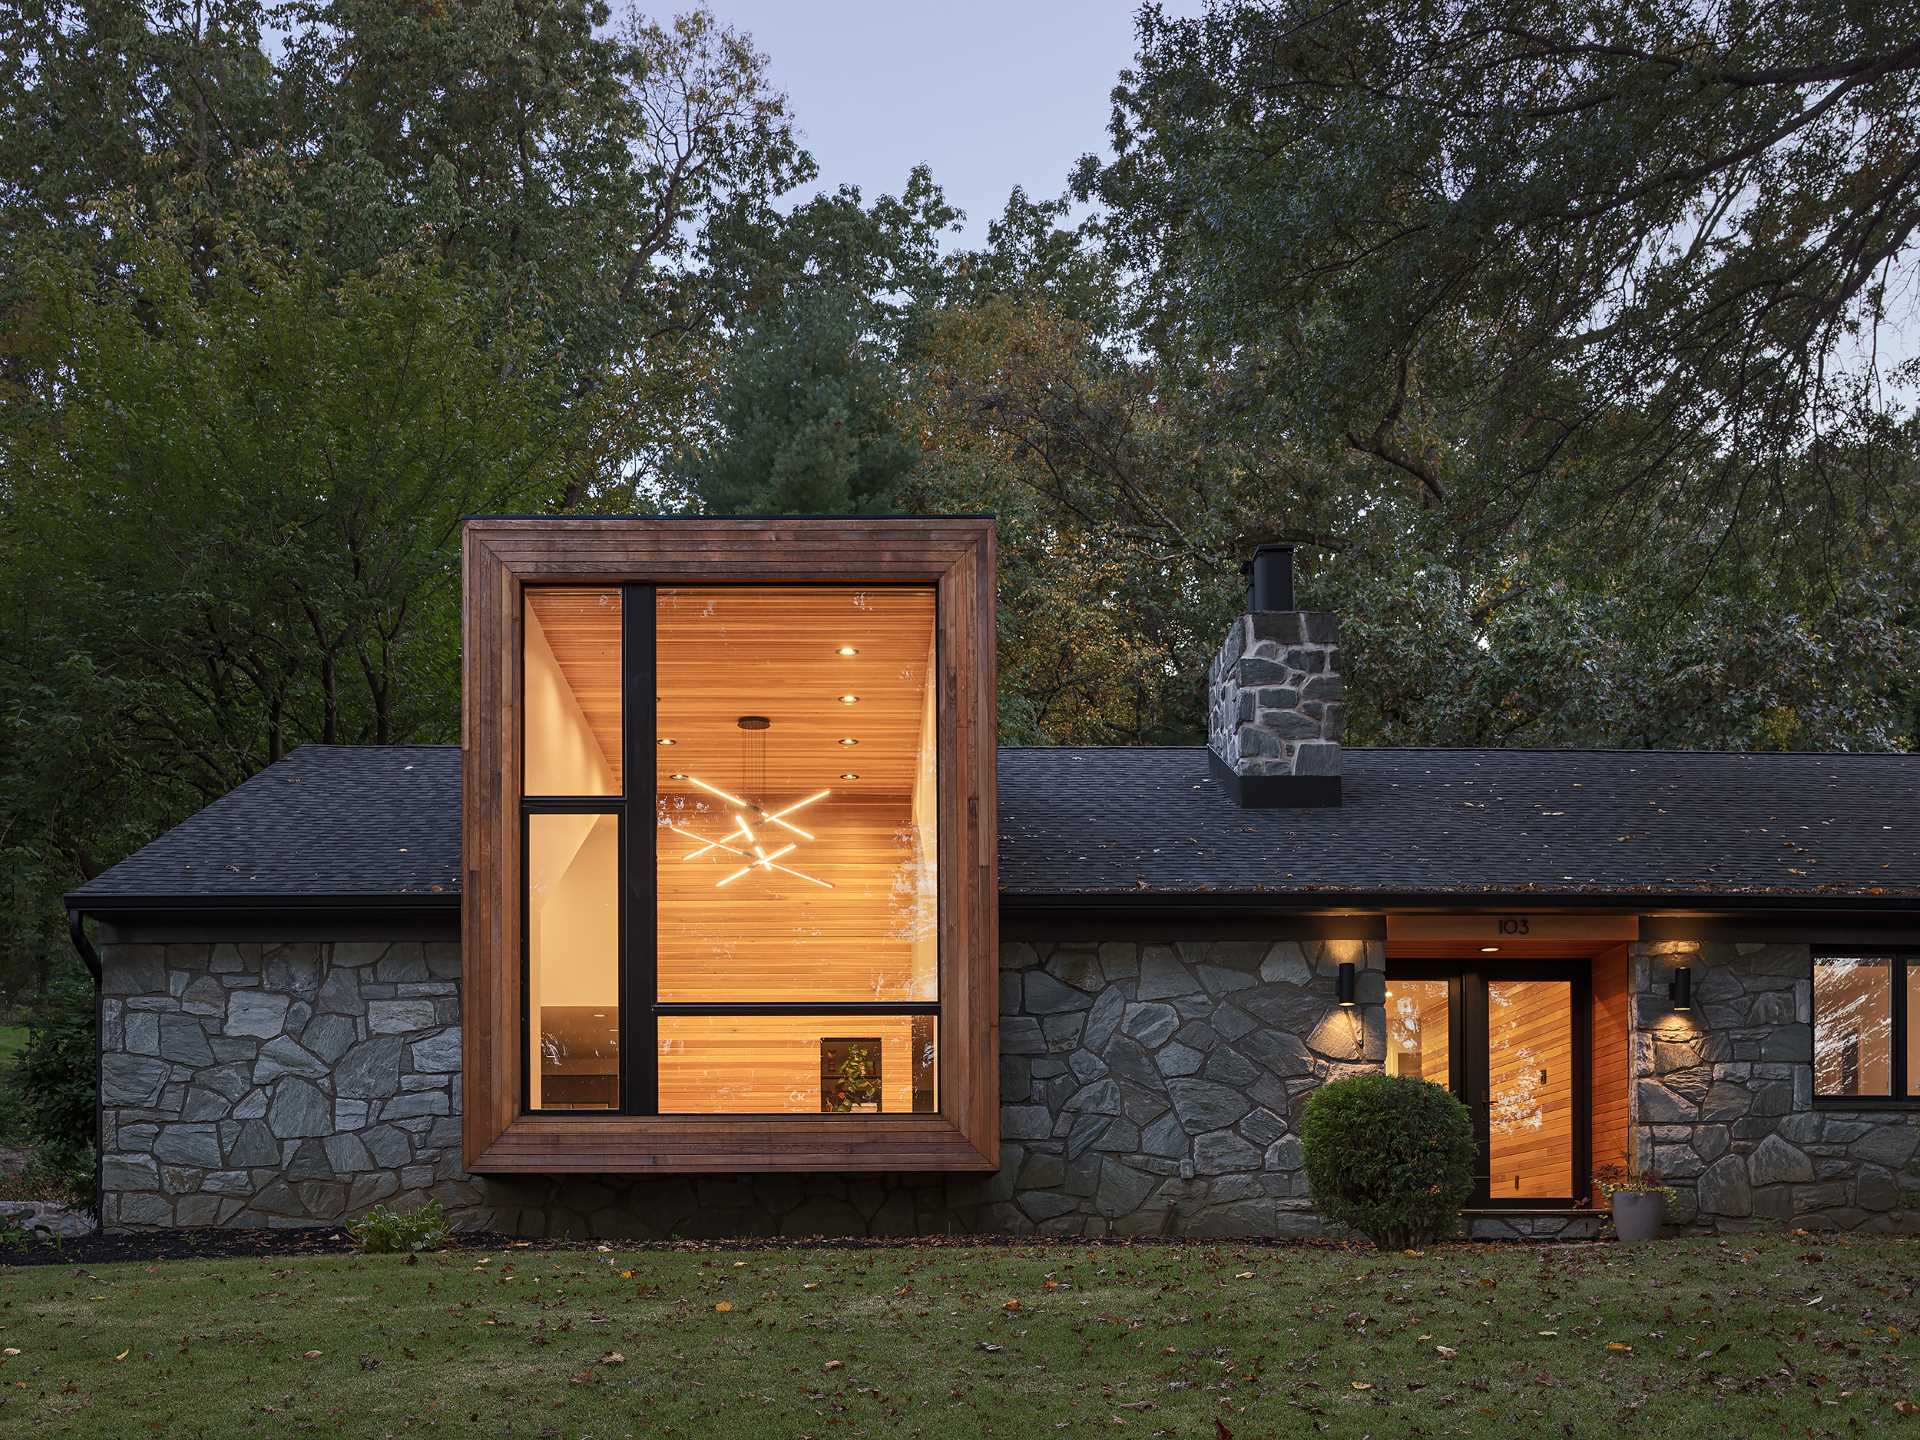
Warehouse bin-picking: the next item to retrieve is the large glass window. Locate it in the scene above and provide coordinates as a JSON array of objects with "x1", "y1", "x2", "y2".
[
  {"x1": 1813, "y1": 952, "x2": 1917, "y2": 1101},
  {"x1": 655, "y1": 586, "x2": 938, "y2": 1112},
  {"x1": 521, "y1": 583, "x2": 939, "y2": 1117}
]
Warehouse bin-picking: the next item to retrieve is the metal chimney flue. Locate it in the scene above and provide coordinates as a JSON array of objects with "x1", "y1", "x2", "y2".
[{"x1": 1244, "y1": 543, "x2": 1295, "y2": 613}]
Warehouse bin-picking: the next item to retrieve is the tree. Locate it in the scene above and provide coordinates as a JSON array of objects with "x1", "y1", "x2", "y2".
[
  {"x1": 0, "y1": 226, "x2": 577, "y2": 990},
  {"x1": 682, "y1": 286, "x2": 921, "y2": 515},
  {"x1": 1077, "y1": 0, "x2": 1920, "y2": 564},
  {"x1": 0, "y1": 2, "x2": 812, "y2": 991},
  {"x1": 0, "y1": 1, "x2": 810, "y2": 504}
]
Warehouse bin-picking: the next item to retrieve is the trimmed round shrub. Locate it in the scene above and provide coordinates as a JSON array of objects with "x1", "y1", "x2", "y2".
[{"x1": 1298, "y1": 1074, "x2": 1475, "y2": 1249}]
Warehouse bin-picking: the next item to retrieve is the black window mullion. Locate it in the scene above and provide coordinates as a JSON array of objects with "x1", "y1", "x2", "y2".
[{"x1": 623, "y1": 583, "x2": 658, "y2": 1115}]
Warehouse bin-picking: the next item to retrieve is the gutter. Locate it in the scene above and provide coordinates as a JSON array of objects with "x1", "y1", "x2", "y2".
[{"x1": 997, "y1": 888, "x2": 1920, "y2": 916}]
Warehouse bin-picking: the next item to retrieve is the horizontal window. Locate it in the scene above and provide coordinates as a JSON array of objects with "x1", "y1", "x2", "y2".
[
  {"x1": 1814, "y1": 952, "x2": 1919, "y2": 1102},
  {"x1": 658, "y1": 1014, "x2": 937, "y2": 1115}
]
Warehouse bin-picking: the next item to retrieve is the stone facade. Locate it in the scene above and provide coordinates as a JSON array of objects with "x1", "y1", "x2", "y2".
[
  {"x1": 101, "y1": 931, "x2": 1920, "y2": 1238},
  {"x1": 987, "y1": 937, "x2": 1382, "y2": 1237},
  {"x1": 1631, "y1": 941, "x2": 1920, "y2": 1232},
  {"x1": 97, "y1": 935, "x2": 1383, "y2": 1237},
  {"x1": 99, "y1": 940, "x2": 465, "y2": 1230},
  {"x1": 1206, "y1": 611, "x2": 1343, "y2": 780}
]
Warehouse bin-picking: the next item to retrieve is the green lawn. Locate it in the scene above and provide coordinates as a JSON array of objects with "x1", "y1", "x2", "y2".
[
  {"x1": 0, "y1": 1024, "x2": 26, "y2": 1070},
  {"x1": 0, "y1": 1234, "x2": 1915, "y2": 1438}
]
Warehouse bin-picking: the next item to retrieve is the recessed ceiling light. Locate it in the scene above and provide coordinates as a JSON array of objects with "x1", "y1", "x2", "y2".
[
  {"x1": 840, "y1": 771, "x2": 860, "y2": 780},
  {"x1": 657, "y1": 737, "x2": 675, "y2": 747},
  {"x1": 668, "y1": 772, "x2": 687, "y2": 781},
  {"x1": 838, "y1": 694, "x2": 859, "y2": 705},
  {"x1": 1480, "y1": 945, "x2": 1500, "y2": 953},
  {"x1": 836, "y1": 645, "x2": 859, "y2": 657},
  {"x1": 838, "y1": 737, "x2": 858, "y2": 746}
]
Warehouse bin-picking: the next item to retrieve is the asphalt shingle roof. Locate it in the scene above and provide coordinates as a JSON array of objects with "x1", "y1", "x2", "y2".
[
  {"x1": 70, "y1": 746, "x2": 462, "y2": 906},
  {"x1": 67, "y1": 743, "x2": 1920, "y2": 910}
]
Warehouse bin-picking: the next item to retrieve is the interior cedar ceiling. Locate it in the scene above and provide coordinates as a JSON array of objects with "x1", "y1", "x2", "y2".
[{"x1": 69, "y1": 744, "x2": 1920, "y2": 908}]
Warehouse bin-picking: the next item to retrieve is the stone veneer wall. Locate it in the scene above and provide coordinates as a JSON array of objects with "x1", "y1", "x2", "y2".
[
  {"x1": 1205, "y1": 611, "x2": 1343, "y2": 779},
  {"x1": 1632, "y1": 941, "x2": 1920, "y2": 1231},
  {"x1": 97, "y1": 936, "x2": 1384, "y2": 1237}
]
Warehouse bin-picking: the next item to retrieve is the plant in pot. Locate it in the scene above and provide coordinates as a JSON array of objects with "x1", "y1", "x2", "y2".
[
  {"x1": 1592, "y1": 1162, "x2": 1675, "y2": 1243},
  {"x1": 825, "y1": 1042, "x2": 883, "y2": 1113}
]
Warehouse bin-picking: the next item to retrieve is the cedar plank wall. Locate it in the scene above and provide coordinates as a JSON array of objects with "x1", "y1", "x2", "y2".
[{"x1": 1589, "y1": 944, "x2": 1631, "y2": 1186}]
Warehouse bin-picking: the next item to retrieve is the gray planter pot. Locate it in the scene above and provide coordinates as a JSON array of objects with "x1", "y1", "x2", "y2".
[{"x1": 1610, "y1": 1190, "x2": 1664, "y2": 1244}]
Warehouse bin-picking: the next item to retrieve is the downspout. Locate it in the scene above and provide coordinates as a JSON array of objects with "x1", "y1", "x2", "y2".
[
  {"x1": 66, "y1": 908, "x2": 104, "y2": 1226},
  {"x1": 66, "y1": 907, "x2": 101, "y2": 983}
]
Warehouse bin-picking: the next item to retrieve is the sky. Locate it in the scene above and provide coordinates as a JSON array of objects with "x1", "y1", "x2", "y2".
[{"x1": 707, "y1": 1, "x2": 1206, "y2": 249}]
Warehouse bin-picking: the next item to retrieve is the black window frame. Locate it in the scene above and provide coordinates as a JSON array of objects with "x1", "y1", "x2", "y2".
[
  {"x1": 1812, "y1": 948, "x2": 1919, "y2": 1109},
  {"x1": 519, "y1": 580, "x2": 943, "y2": 1119}
]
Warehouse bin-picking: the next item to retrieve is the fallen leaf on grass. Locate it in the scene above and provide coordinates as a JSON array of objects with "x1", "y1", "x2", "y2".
[
  {"x1": 1351, "y1": 1381, "x2": 1373, "y2": 1390},
  {"x1": 977, "y1": 1342, "x2": 1003, "y2": 1353},
  {"x1": 1605, "y1": 1343, "x2": 1632, "y2": 1354},
  {"x1": 823, "y1": 1360, "x2": 843, "y2": 1372},
  {"x1": 600, "y1": 1353, "x2": 626, "y2": 1366},
  {"x1": 1234, "y1": 1271, "x2": 1255, "y2": 1279},
  {"x1": 302, "y1": 1350, "x2": 323, "y2": 1360},
  {"x1": 112, "y1": 1349, "x2": 130, "y2": 1362},
  {"x1": 2, "y1": 1348, "x2": 19, "y2": 1358},
  {"x1": 1003, "y1": 1298, "x2": 1022, "y2": 1311},
  {"x1": 1537, "y1": 1331, "x2": 1558, "y2": 1337},
  {"x1": 1435, "y1": 1346, "x2": 1457, "y2": 1359},
  {"x1": 713, "y1": 1301, "x2": 732, "y2": 1313}
]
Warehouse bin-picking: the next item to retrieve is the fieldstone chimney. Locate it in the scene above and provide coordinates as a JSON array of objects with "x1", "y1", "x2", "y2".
[{"x1": 1206, "y1": 544, "x2": 1343, "y2": 806}]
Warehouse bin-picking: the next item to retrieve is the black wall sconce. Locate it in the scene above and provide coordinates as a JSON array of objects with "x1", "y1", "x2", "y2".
[
  {"x1": 1336, "y1": 960, "x2": 1357, "y2": 1007},
  {"x1": 1668, "y1": 965, "x2": 1692, "y2": 1012}
]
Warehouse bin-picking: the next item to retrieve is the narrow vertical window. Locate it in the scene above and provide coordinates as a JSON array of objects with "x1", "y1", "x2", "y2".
[
  {"x1": 1386, "y1": 979, "x2": 1451, "y2": 1083},
  {"x1": 523, "y1": 589, "x2": 623, "y2": 1110},
  {"x1": 524, "y1": 590, "x2": 622, "y2": 796},
  {"x1": 527, "y1": 812, "x2": 620, "y2": 1108}
]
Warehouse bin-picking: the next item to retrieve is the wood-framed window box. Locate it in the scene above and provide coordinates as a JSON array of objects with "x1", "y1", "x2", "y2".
[{"x1": 461, "y1": 517, "x2": 998, "y2": 1174}]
